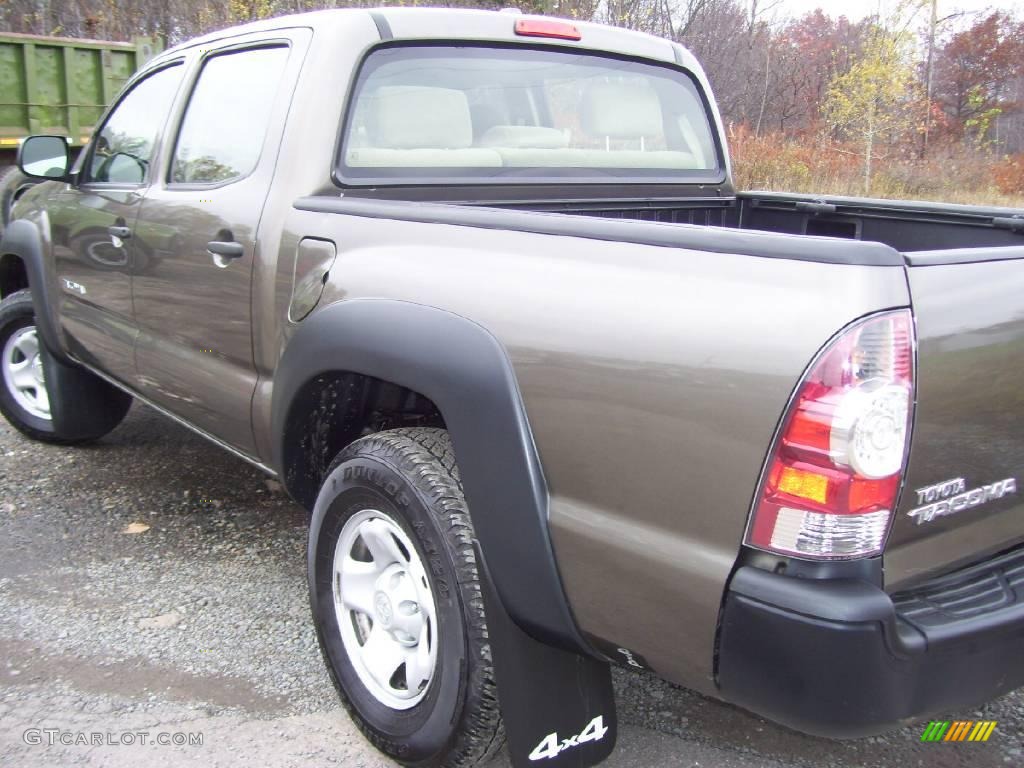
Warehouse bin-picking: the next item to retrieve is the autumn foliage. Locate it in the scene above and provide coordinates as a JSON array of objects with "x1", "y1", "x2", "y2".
[
  {"x1": 993, "y1": 155, "x2": 1024, "y2": 197},
  {"x1": 729, "y1": 125, "x2": 1018, "y2": 205},
  {"x1": 720, "y1": 4, "x2": 1024, "y2": 205}
]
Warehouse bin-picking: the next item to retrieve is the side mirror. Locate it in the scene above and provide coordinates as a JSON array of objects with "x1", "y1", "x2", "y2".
[{"x1": 17, "y1": 135, "x2": 70, "y2": 180}]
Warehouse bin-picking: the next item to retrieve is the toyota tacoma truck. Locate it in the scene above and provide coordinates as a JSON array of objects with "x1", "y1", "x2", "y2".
[{"x1": 1, "y1": 8, "x2": 1022, "y2": 768}]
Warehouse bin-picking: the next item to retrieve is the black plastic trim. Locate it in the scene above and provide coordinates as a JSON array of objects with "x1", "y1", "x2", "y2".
[
  {"x1": 736, "y1": 546, "x2": 885, "y2": 586},
  {"x1": 0, "y1": 219, "x2": 71, "y2": 363},
  {"x1": 327, "y1": 186, "x2": 733, "y2": 206},
  {"x1": 728, "y1": 567, "x2": 896, "y2": 625},
  {"x1": 271, "y1": 298, "x2": 590, "y2": 654},
  {"x1": 742, "y1": 190, "x2": 1024, "y2": 219},
  {"x1": 892, "y1": 544, "x2": 1024, "y2": 640},
  {"x1": 718, "y1": 566, "x2": 1024, "y2": 737},
  {"x1": 294, "y1": 195, "x2": 905, "y2": 266}
]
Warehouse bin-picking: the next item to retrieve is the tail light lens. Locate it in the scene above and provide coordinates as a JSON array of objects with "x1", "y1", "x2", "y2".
[{"x1": 745, "y1": 310, "x2": 915, "y2": 559}]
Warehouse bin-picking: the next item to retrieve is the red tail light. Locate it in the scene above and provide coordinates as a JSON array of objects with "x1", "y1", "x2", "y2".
[
  {"x1": 745, "y1": 310, "x2": 915, "y2": 559},
  {"x1": 514, "y1": 19, "x2": 582, "y2": 41}
]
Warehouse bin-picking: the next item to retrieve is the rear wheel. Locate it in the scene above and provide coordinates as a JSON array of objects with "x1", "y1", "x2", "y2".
[
  {"x1": 308, "y1": 428, "x2": 503, "y2": 767},
  {"x1": 0, "y1": 289, "x2": 130, "y2": 443}
]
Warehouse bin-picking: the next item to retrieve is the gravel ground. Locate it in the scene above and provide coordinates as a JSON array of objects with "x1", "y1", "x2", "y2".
[{"x1": 0, "y1": 405, "x2": 1021, "y2": 768}]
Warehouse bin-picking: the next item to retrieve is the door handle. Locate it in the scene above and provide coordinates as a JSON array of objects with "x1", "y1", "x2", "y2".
[
  {"x1": 107, "y1": 225, "x2": 132, "y2": 239},
  {"x1": 206, "y1": 240, "x2": 244, "y2": 267},
  {"x1": 207, "y1": 240, "x2": 244, "y2": 258}
]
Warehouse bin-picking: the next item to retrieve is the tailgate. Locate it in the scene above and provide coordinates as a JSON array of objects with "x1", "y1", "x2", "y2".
[{"x1": 885, "y1": 249, "x2": 1024, "y2": 590}]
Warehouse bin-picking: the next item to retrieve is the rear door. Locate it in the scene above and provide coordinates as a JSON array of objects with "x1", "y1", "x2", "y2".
[
  {"x1": 132, "y1": 35, "x2": 305, "y2": 455},
  {"x1": 884, "y1": 251, "x2": 1024, "y2": 589},
  {"x1": 48, "y1": 62, "x2": 185, "y2": 384}
]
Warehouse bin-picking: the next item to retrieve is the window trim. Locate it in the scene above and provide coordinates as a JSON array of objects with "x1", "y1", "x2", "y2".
[
  {"x1": 165, "y1": 41, "x2": 292, "y2": 191},
  {"x1": 332, "y1": 40, "x2": 730, "y2": 190},
  {"x1": 78, "y1": 60, "x2": 187, "y2": 189}
]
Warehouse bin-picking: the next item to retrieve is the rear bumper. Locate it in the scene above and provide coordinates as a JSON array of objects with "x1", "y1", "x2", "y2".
[{"x1": 717, "y1": 558, "x2": 1024, "y2": 738}]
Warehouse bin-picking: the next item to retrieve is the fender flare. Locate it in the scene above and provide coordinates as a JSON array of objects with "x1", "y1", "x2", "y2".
[
  {"x1": 0, "y1": 218, "x2": 71, "y2": 363},
  {"x1": 271, "y1": 298, "x2": 589, "y2": 653}
]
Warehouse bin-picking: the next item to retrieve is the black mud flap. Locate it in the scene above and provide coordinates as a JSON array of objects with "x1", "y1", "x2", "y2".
[
  {"x1": 475, "y1": 541, "x2": 617, "y2": 768},
  {"x1": 38, "y1": 343, "x2": 132, "y2": 439}
]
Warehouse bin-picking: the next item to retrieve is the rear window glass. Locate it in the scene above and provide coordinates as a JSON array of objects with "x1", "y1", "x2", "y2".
[{"x1": 339, "y1": 45, "x2": 720, "y2": 183}]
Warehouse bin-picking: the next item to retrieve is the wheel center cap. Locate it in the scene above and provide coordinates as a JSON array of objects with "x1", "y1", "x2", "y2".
[{"x1": 374, "y1": 592, "x2": 394, "y2": 628}]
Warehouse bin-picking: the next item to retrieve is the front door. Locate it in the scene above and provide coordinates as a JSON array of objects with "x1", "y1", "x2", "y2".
[
  {"x1": 132, "y1": 42, "x2": 295, "y2": 455},
  {"x1": 49, "y1": 63, "x2": 185, "y2": 384}
]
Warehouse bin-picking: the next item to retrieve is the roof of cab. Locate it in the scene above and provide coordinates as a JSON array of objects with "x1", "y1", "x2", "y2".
[{"x1": 153, "y1": 7, "x2": 702, "y2": 73}]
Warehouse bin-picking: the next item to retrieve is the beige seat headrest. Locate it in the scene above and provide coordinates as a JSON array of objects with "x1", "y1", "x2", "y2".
[
  {"x1": 581, "y1": 82, "x2": 664, "y2": 139},
  {"x1": 368, "y1": 86, "x2": 473, "y2": 149}
]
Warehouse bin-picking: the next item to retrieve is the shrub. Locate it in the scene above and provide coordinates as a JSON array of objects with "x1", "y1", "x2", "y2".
[
  {"x1": 727, "y1": 124, "x2": 1024, "y2": 207},
  {"x1": 993, "y1": 154, "x2": 1024, "y2": 196}
]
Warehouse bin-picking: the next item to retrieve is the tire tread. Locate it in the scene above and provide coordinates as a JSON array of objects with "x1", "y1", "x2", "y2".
[{"x1": 327, "y1": 427, "x2": 505, "y2": 767}]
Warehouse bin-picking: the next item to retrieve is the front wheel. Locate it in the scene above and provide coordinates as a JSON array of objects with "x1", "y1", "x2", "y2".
[
  {"x1": 0, "y1": 291, "x2": 51, "y2": 433},
  {"x1": 308, "y1": 428, "x2": 503, "y2": 767},
  {"x1": 0, "y1": 289, "x2": 131, "y2": 443}
]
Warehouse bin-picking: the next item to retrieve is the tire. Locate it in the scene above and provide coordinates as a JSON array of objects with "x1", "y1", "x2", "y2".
[
  {"x1": 308, "y1": 428, "x2": 504, "y2": 768},
  {"x1": 0, "y1": 166, "x2": 32, "y2": 229},
  {"x1": 0, "y1": 289, "x2": 130, "y2": 444}
]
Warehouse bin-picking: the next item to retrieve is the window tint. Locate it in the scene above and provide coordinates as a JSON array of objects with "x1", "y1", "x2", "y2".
[
  {"x1": 341, "y1": 46, "x2": 720, "y2": 182},
  {"x1": 170, "y1": 47, "x2": 288, "y2": 185},
  {"x1": 87, "y1": 64, "x2": 183, "y2": 184}
]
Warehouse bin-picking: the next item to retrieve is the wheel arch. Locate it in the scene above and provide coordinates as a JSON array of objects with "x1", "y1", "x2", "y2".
[
  {"x1": 0, "y1": 252, "x2": 29, "y2": 299},
  {"x1": 0, "y1": 218, "x2": 69, "y2": 363},
  {"x1": 272, "y1": 298, "x2": 589, "y2": 654}
]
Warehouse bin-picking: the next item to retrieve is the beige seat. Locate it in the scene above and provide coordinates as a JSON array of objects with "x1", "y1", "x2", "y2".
[
  {"x1": 478, "y1": 125, "x2": 570, "y2": 149},
  {"x1": 493, "y1": 82, "x2": 699, "y2": 169},
  {"x1": 346, "y1": 85, "x2": 502, "y2": 167},
  {"x1": 494, "y1": 148, "x2": 698, "y2": 168}
]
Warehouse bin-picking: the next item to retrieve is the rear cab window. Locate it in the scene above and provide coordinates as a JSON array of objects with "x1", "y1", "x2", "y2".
[{"x1": 338, "y1": 45, "x2": 721, "y2": 185}]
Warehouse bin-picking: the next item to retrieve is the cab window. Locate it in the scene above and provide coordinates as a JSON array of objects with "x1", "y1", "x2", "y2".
[
  {"x1": 85, "y1": 64, "x2": 184, "y2": 185},
  {"x1": 169, "y1": 46, "x2": 289, "y2": 185}
]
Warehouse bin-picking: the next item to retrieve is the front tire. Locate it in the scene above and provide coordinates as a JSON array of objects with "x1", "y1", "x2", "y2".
[
  {"x1": 0, "y1": 289, "x2": 131, "y2": 443},
  {"x1": 308, "y1": 428, "x2": 503, "y2": 767}
]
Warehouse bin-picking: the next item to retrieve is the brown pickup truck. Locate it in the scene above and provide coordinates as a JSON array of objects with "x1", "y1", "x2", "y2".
[{"x1": 0, "y1": 8, "x2": 1022, "y2": 768}]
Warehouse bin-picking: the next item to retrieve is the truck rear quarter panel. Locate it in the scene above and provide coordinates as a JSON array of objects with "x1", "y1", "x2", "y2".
[{"x1": 277, "y1": 209, "x2": 910, "y2": 692}]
